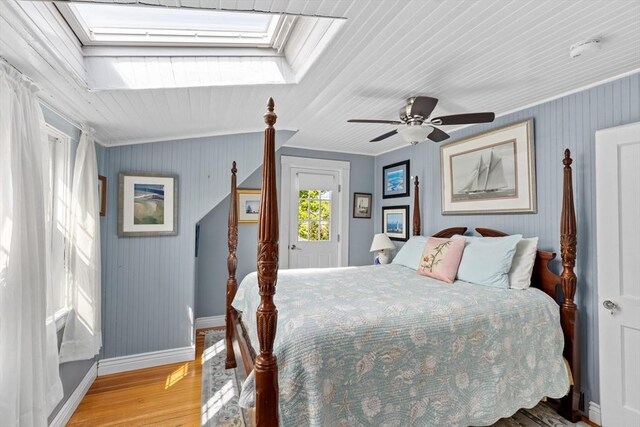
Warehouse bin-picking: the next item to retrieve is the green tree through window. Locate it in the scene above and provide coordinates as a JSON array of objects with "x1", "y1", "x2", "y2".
[{"x1": 298, "y1": 190, "x2": 331, "y2": 241}]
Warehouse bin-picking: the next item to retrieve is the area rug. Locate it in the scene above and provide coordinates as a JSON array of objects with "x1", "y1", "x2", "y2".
[
  {"x1": 201, "y1": 329, "x2": 587, "y2": 427},
  {"x1": 201, "y1": 330, "x2": 247, "y2": 427}
]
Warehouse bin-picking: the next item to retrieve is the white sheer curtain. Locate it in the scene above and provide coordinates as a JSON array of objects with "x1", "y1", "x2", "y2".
[
  {"x1": 59, "y1": 129, "x2": 102, "y2": 363},
  {"x1": 0, "y1": 61, "x2": 63, "y2": 425}
]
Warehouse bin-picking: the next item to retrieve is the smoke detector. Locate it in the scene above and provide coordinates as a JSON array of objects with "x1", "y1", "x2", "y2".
[{"x1": 570, "y1": 38, "x2": 601, "y2": 58}]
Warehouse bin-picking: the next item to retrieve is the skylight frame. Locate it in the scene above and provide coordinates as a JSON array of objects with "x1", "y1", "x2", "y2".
[{"x1": 56, "y1": 3, "x2": 286, "y2": 48}]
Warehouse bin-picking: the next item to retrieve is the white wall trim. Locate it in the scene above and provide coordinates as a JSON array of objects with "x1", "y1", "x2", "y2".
[
  {"x1": 589, "y1": 401, "x2": 602, "y2": 426},
  {"x1": 280, "y1": 156, "x2": 350, "y2": 269},
  {"x1": 49, "y1": 362, "x2": 97, "y2": 427},
  {"x1": 195, "y1": 315, "x2": 225, "y2": 330},
  {"x1": 97, "y1": 346, "x2": 195, "y2": 376}
]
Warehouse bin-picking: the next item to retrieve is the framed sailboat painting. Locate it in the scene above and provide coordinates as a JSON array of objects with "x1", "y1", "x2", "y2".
[{"x1": 440, "y1": 119, "x2": 536, "y2": 214}]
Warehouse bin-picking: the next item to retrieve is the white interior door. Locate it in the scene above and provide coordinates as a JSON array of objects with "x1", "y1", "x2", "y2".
[
  {"x1": 596, "y1": 122, "x2": 640, "y2": 427},
  {"x1": 289, "y1": 168, "x2": 339, "y2": 268},
  {"x1": 280, "y1": 156, "x2": 350, "y2": 269}
]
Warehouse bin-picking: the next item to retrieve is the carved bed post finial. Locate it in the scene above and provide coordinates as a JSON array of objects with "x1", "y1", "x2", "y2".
[
  {"x1": 255, "y1": 97, "x2": 280, "y2": 426},
  {"x1": 559, "y1": 148, "x2": 581, "y2": 422},
  {"x1": 225, "y1": 161, "x2": 239, "y2": 369},
  {"x1": 413, "y1": 176, "x2": 421, "y2": 236}
]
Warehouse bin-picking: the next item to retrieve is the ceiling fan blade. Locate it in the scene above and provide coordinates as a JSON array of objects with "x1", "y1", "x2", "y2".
[
  {"x1": 370, "y1": 129, "x2": 398, "y2": 142},
  {"x1": 427, "y1": 127, "x2": 450, "y2": 143},
  {"x1": 348, "y1": 119, "x2": 403, "y2": 124},
  {"x1": 430, "y1": 112, "x2": 495, "y2": 126},
  {"x1": 409, "y1": 96, "x2": 439, "y2": 118}
]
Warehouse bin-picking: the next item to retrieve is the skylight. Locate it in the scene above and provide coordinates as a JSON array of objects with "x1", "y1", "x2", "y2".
[{"x1": 61, "y1": 4, "x2": 283, "y2": 47}]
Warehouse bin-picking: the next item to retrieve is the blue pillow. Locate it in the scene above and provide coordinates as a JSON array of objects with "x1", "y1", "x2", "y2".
[
  {"x1": 454, "y1": 234, "x2": 522, "y2": 288},
  {"x1": 392, "y1": 236, "x2": 428, "y2": 270}
]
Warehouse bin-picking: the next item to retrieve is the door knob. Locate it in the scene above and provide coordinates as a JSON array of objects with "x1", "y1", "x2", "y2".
[
  {"x1": 603, "y1": 300, "x2": 618, "y2": 315},
  {"x1": 290, "y1": 244, "x2": 300, "y2": 250}
]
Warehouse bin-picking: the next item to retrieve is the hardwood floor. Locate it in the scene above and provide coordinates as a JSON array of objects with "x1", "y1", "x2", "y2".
[{"x1": 68, "y1": 328, "x2": 220, "y2": 427}]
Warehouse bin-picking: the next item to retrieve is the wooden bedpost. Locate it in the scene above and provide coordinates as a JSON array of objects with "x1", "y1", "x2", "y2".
[
  {"x1": 254, "y1": 98, "x2": 280, "y2": 426},
  {"x1": 559, "y1": 149, "x2": 581, "y2": 422},
  {"x1": 225, "y1": 161, "x2": 238, "y2": 369},
  {"x1": 413, "y1": 176, "x2": 421, "y2": 236}
]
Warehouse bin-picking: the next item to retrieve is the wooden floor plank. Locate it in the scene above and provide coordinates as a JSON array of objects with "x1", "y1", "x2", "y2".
[{"x1": 68, "y1": 328, "x2": 221, "y2": 427}]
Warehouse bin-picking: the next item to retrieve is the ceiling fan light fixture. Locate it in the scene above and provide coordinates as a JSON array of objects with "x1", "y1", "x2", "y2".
[{"x1": 399, "y1": 125, "x2": 433, "y2": 145}]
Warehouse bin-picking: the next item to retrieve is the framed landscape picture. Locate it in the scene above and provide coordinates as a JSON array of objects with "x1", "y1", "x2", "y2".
[
  {"x1": 440, "y1": 119, "x2": 536, "y2": 214},
  {"x1": 118, "y1": 173, "x2": 178, "y2": 237},
  {"x1": 237, "y1": 189, "x2": 261, "y2": 224},
  {"x1": 382, "y1": 205, "x2": 409, "y2": 241},
  {"x1": 353, "y1": 192, "x2": 372, "y2": 218},
  {"x1": 382, "y1": 160, "x2": 410, "y2": 199}
]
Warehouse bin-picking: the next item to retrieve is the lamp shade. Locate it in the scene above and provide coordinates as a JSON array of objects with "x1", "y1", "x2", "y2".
[
  {"x1": 370, "y1": 233, "x2": 395, "y2": 252},
  {"x1": 398, "y1": 124, "x2": 433, "y2": 144}
]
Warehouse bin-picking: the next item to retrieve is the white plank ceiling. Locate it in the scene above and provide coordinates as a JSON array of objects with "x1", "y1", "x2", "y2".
[{"x1": 5, "y1": 0, "x2": 640, "y2": 154}]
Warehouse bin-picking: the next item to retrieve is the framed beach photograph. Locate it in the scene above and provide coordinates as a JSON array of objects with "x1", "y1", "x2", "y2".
[
  {"x1": 440, "y1": 119, "x2": 536, "y2": 215},
  {"x1": 353, "y1": 192, "x2": 372, "y2": 219},
  {"x1": 382, "y1": 205, "x2": 409, "y2": 241},
  {"x1": 118, "y1": 172, "x2": 178, "y2": 237},
  {"x1": 382, "y1": 160, "x2": 410, "y2": 199},
  {"x1": 98, "y1": 175, "x2": 107, "y2": 217},
  {"x1": 237, "y1": 189, "x2": 261, "y2": 224}
]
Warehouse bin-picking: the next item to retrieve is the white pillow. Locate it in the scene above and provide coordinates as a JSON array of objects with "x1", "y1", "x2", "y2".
[
  {"x1": 391, "y1": 236, "x2": 428, "y2": 270},
  {"x1": 508, "y1": 237, "x2": 538, "y2": 289}
]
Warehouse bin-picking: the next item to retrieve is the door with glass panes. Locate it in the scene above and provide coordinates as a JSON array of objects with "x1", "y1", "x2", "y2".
[{"x1": 288, "y1": 168, "x2": 340, "y2": 268}]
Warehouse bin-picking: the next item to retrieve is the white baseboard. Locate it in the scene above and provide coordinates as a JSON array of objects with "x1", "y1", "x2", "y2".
[
  {"x1": 195, "y1": 315, "x2": 225, "y2": 330},
  {"x1": 588, "y1": 401, "x2": 602, "y2": 426},
  {"x1": 97, "y1": 346, "x2": 195, "y2": 376},
  {"x1": 49, "y1": 362, "x2": 97, "y2": 427}
]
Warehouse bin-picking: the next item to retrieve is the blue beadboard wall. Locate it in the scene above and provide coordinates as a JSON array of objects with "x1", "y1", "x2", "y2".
[
  {"x1": 374, "y1": 73, "x2": 640, "y2": 407},
  {"x1": 99, "y1": 130, "x2": 295, "y2": 358}
]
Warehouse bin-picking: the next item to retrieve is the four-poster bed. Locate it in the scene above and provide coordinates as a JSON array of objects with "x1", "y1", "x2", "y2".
[{"x1": 225, "y1": 99, "x2": 581, "y2": 426}]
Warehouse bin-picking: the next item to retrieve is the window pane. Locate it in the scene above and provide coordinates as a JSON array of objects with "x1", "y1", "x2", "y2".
[
  {"x1": 298, "y1": 221, "x2": 309, "y2": 241},
  {"x1": 309, "y1": 221, "x2": 319, "y2": 241},
  {"x1": 320, "y1": 190, "x2": 331, "y2": 200},
  {"x1": 308, "y1": 190, "x2": 320, "y2": 199},
  {"x1": 319, "y1": 222, "x2": 330, "y2": 241},
  {"x1": 298, "y1": 199, "x2": 309, "y2": 220},
  {"x1": 74, "y1": 4, "x2": 273, "y2": 33},
  {"x1": 299, "y1": 190, "x2": 309, "y2": 199},
  {"x1": 320, "y1": 201, "x2": 330, "y2": 220},
  {"x1": 309, "y1": 200, "x2": 319, "y2": 220}
]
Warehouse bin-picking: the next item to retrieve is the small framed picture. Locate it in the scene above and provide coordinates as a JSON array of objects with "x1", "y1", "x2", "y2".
[
  {"x1": 383, "y1": 160, "x2": 410, "y2": 199},
  {"x1": 353, "y1": 192, "x2": 372, "y2": 219},
  {"x1": 237, "y1": 189, "x2": 261, "y2": 224},
  {"x1": 98, "y1": 175, "x2": 107, "y2": 217},
  {"x1": 118, "y1": 172, "x2": 178, "y2": 237},
  {"x1": 382, "y1": 205, "x2": 409, "y2": 241}
]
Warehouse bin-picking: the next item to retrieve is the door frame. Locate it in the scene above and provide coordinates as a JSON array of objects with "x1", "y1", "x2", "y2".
[{"x1": 280, "y1": 156, "x2": 350, "y2": 269}]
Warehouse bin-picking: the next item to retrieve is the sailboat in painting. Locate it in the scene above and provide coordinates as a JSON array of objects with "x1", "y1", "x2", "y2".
[{"x1": 460, "y1": 150, "x2": 508, "y2": 194}]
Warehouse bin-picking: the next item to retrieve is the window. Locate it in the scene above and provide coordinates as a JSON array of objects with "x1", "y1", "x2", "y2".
[
  {"x1": 60, "y1": 3, "x2": 286, "y2": 47},
  {"x1": 297, "y1": 190, "x2": 331, "y2": 241},
  {"x1": 47, "y1": 126, "x2": 72, "y2": 330}
]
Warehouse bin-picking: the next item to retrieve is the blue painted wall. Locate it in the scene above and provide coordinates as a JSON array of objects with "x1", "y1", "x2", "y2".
[
  {"x1": 374, "y1": 73, "x2": 640, "y2": 407},
  {"x1": 98, "y1": 131, "x2": 295, "y2": 358},
  {"x1": 195, "y1": 146, "x2": 375, "y2": 318}
]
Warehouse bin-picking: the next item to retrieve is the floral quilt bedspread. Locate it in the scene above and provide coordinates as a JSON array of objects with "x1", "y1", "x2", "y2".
[{"x1": 231, "y1": 264, "x2": 569, "y2": 426}]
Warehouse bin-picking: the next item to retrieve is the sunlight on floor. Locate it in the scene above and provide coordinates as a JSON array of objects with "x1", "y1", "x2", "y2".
[
  {"x1": 165, "y1": 363, "x2": 189, "y2": 389},
  {"x1": 201, "y1": 379, "x2": 234, "y2": 425},
  {"x1": 201, "y1": 338, "x2": 225, "y2": 364}
]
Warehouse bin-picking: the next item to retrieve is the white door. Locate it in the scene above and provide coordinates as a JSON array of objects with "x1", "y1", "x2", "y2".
[
  {"x1": 289, "y1": 168, "x2": 339, "y2": 268},
  {"x1": 596, "y1": 122, "x2": 640, "y2": 427},
  {"x1": 280, "y1": 157, "x2": 350, "y2": 269}
]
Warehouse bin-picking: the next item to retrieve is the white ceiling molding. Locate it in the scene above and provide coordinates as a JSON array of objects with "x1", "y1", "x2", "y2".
[{"x1": 4, "y1": 0, "x2": 640, "y2": 151}]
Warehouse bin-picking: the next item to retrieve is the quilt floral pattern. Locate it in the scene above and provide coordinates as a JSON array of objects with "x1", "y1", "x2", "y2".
[{"x1": 232, "y1": 264, "x2": 569, "y2": 427}]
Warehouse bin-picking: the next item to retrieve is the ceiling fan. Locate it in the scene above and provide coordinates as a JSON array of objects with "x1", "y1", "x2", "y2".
[{"x1": 348, "y1": 96, "x2": 495, "y2": 144}]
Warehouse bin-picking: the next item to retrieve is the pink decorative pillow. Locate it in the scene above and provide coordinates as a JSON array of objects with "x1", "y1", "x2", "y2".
[{"x1": 417, "y1": 237, "x2": 466, "y2": 283}]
